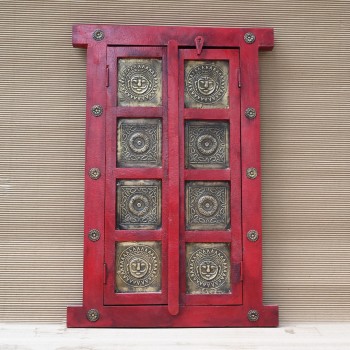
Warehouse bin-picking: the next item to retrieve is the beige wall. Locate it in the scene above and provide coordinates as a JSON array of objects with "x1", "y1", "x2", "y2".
[{"x1": 0, "y1": 0, "x2": 349, "y2": 323}]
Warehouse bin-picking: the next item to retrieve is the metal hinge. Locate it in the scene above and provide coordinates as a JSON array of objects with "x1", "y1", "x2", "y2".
[
  {"x1": 103, "y1": 263, "x2": 107, "y2": 284},
  {"x1": 237, "y1": 68, "x2": 241, "y2": 88},
  {"x1": 105, "y1": 65, "x2": 109, "y2": 87}
]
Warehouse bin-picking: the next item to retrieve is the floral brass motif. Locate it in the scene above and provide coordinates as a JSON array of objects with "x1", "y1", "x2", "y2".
[
  {"x1": 91, "y1": 104, "x2": 103, "y2": 117},
  {"x1": 247, "y1": 230, "x2": 259, "y2": 242},
  {"x1": 116, "y1": 179, "x2": 161, "y2": 230},
  {"x1": 244, "y1": 32, "x2": 256, "y2": 44},
  {"x1": 185, "y1": 121, "x2": 229, "y2": 169},
  {"x1": 88, "y1": 229, "x2": 100, "y2": 242},
  {"x1": 246, "y1": 167, "x2": 258, "y2": 179},
  {"x1": 186, "y1": 181, "x2": 230, "y2": 231},
  {"x1": 87, "y1": 309, "x2": 99, "y2": 322},
  {"x1": 89, "y1": 168, "x2": 101, "y2": 180},
  {"x1": 117, "y1": 119, "x2": 162, "y2": 168},
  {"x1": 184, "y1": 60, "x2": 229, "y2": 109},
  {"x1": 186, "y1": 243, "x2": 231, "y2": 294},
  {"x1": 245, "y1": 107, "x2": 256, "y2": 119},
  {"x1": 247, "y1": 309, "x2": 260, "y2": 322},
  {"x1": 118, "y1": 59, "x2": 162, "y2": 107},
  {"x1": 116, "y1": 241, "x2": 161, "y2": 293},
  {"x1": 92, "y1": 29, "x2": 104, "y2": 41}
]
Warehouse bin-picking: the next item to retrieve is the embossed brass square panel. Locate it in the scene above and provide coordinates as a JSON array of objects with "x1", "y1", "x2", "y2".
[
  {"x1": 118, "y1": 59, "x2": 162, "y2": 107},
  {"x1": 117, "y1": 118, "x2": 162, "y2": 168},
  {"x1": 184, "y1": 60, "x2": 229, "y2": 109},
  {"x1": 116, "y1": 241, "x2": 162, "y2": 293},
  {"x1": 186, "y1": 181, "x2": 230, "y2": 230},
  {"x1": 117, "y1": 179, "x2": 161, "y2": 230},
  {"x1": 186, "y1": 242, "x2": 231, "y2": 294},
  {"x1": 185, "y1": 121, "x2": 229, "y2": 169}
]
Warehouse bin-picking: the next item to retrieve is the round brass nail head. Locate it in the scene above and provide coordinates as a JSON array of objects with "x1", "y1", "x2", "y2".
[
  {"x1": 91, "y1": 105, "x2": 103, "y2": 117},
  {"x1": 89, "y1": 168, "x2": 101, "y2": 180},
  {"x1": 244, "y1": 32, "x2": 256, "y2": 44},
  {"x1": 246, "y1": 167, "x2": 258, "y2": 179},
  {"x1": 88, "y1": 229, "x2": 100, "y2": 242},
  {"x1": 87, "y1": 309, "x2": 100, "y2": 322},
  {"x1": 245, "y1": 107, "x2": 257, "y2": 119},
  {"x1": 92, "y1": 29, "x2": 105, "y2": 41},
  {"x1": 248, "y1": 309, "x2": 259, "y2": 322},
  {"x1": 247, "y1": 230, "x2": 259, "y2": 242}
]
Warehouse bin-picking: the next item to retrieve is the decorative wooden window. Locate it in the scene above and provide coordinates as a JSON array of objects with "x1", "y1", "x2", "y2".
[{"x1": 67, "y1": 25, "x2": 278, "y2": 327}]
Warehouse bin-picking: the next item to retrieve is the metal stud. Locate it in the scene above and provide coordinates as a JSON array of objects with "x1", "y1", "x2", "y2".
[
  {"x1": 87, "y1": 309, "x2": 100, "y2": 322},
  {"x1": 246, "y1": 167, "x2": 258, "y2": 179},
  {"x1": 89, "y1": 168, "x2": 101, "y2": 180},
  {"x1": 244, "y1": 32, "x2": 256, "y2": 44},
  {"x1": 92, "y1": 29, "x2": 105, "y2": 41},
  {"x1": 247, "y1": 230, "x2": 259, "y2": 242},
  {"x1": 247, "y1": 309, "x2": 259, "y2": 322},
  {"x1": 88, "y1": 229, "x2": 100, "y2": 242},
  {"x1": 245, "y1": 107, "x2": 257, "y2": 120},
  {"x1": 91, "y1": 105, "x2": 103, "y2": 117}
]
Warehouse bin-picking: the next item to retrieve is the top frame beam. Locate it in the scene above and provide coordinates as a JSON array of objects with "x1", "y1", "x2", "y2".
[{"x1": 72, "y1": 24, "x2": 274, "y2": 50}]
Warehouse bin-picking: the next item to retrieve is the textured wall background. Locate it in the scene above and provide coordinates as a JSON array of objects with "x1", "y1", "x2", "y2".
[{"x1": 0, "y1": 0, "x2": 349, "y2": 323}]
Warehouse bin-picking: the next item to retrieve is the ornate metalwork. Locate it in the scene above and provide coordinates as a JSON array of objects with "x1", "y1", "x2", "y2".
[
  {"x1": 92, "y1": 29, "x2": 105, "y2": 41},
  {"x1": 117, "y1": 119, "x2": 162, "y2": 168},
  {"x1": 87, "y1": 309, "x2": 99, "y2": 322},
  {"x1": 247, "y1": 309, "x2": 260, "y2": 322},
  {"x1": 244, "y1": 32, "x2": 256, "y2": 44},
  {"x1": 247, "y1": 229, "x2": 259, "y2": 242},
  {"x1": 245, "y1": 107, "x2": 256, "y2": 119},
  {"x1": 185, "y1": 121, "x2": 229, "y2": 169},
  {"x1": 118, "y1": 58, "x2": 162, "y2": 107},
  {"x1": 89, "y1": 167, "x2": 101, "y2": 180},
  {"x1": 88, "y1": 229, "x2": 100, "y2": 242},
  {"x1": 117, "y1": 179, "x2": 161, "y2": 230},
  {"x1": 91, "y1": 104, "x2": 103, "y2": 117},
  {"x1": 246, "y1": 167, "x2": 258, "y2": 179},
  {"x1": 116, "y1": 241, "x2": 161, "y2": 293},
  {"x1": 186, "y1": 243, "x2": 231, "y2": 294},
  {"x1": 184, "y1": 60, "x2": 229, "y2": 109},
  {"x1": 186, "y1": 181, "x2": 230, "y2": 230}
]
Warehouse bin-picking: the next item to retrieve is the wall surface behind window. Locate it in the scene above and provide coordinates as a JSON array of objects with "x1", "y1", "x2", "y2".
[{"x1": 0, "y1": 0, "x2": 349, "y2": 323}]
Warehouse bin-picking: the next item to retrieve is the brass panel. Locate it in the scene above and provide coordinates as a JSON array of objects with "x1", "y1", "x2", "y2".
[
  {"x1": 117, "y1": 180, "x2": 161, "y2": 230},
  {"x1": 117, "y1": 118, "x2": 162, "y2": 168},
  {"x1": 186, "y1": 242, "x2": 231, "y2": 294},
  {"x1": 184, "y1": 60, "x2": 229, "y2": 109},
  {"x1": 116, "y1": 241, "x2": 161, "y2": 293},
  {"x1": 118, "y1": 58, "x2": 162, "y2": 107},
  {"x1": 186, "y1": 181, "x2": 230, "y2": 230},
  {"x1": 185, "y1": 121, "x2": 229, "y2": 169}
]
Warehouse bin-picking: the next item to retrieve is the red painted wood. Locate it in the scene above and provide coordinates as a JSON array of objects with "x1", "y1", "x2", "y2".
[
  {"x1": 167, "y1": 40, "x2": 180, "y2": 316},
  {"x1": 67, "y1": 24, "x2": 278, "y2": 328}
]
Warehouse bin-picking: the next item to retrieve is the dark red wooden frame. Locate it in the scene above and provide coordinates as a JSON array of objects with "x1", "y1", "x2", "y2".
[{"x1": 67, "y1": 24, "x2": 278, "y2": 327}]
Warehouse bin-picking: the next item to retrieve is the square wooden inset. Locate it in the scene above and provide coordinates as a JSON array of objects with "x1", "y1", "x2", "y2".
[
  {"x1": 185, "y1": 121, "x2": 229, "y2": 169},
  {"x1": 184, "y1": 60, "x2": 229, "y2": 109},
  {"x1": 185, "y1": 181, "x2": 230, "y2": 231},
  {"x1": 117, "y1": 180, "x2": 161, "y2": 230},
  {"x1": 118, "y1": 58, "x2": 162, "y2": 107},
  {"x1": 116, "y1": 241, "x2": 162, "y2": 293},
  {"x1": 186, "y1": 242, "x2": 231, "y2": 294},
  {"x1": 117, "y1": 118, "x2": 162, "y2": 168}
]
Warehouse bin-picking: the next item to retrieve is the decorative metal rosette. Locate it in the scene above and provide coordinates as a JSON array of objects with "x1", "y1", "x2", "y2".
[
  {"x1": 244, "y1": 32, "x2": 256, "y2": 44},
  {"x1": 87, "y1": 308, "x2": 100, "y2": 322},
  {"x1": 188, "y1": 248, "x2": 229, "y2": 290},
  {"x1": 128, "y1": 194, "x2": 150, "y2": 217},
  {"x1": 245, "y1": 107, "x2": 257, "y2": 119},
  {"x1": 88, "y1": 229, "x2": 100, "y2": 242},
  {"x1": 197, "y1": 195, "x2": 219, "y2": 217},
  {"x1": 119, "y1": 64, "x2": 159, "y2": 102},
  {"x1": 246, "y1": 167, "x2": 258, "y2": 179},
  {"x1": 247, "y1": 309, "x2": 260, "y2": 322},
  {"x1": 186, "y1": 63, "x2": 227, "y2": 104},
  {"x1": 128, "y1": 132, "x2": 150, "y2": 154},
  {"x1": 89, "y1": 167, "x2": 101, "y2": 180},
  {"x1": 118, "y1": 244, "x2": 159, "y2": 287},
  {"x1": 91, "y1": 104, "x2": 103, "y2": 117},
  {"x1": 247, "y1": 230, "x2": 259, "y2": 242},
  {"x1": 92, "y1": 29, "x2": 105, "y2": 41}
]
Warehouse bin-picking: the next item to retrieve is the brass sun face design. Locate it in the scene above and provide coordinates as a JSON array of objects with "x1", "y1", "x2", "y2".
[
  {"x1": 116, "y1": 241, "x2": 162, "y2": 293},
  {"x1": 185, "y1": 60, "x2": 229, "y2": 109},
  {"x1": 118, "y1": 59, "x2": 162, "y2": 107},
  {"x1": 186, "y1": 243, "x2": 231, "y2": 294}
]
